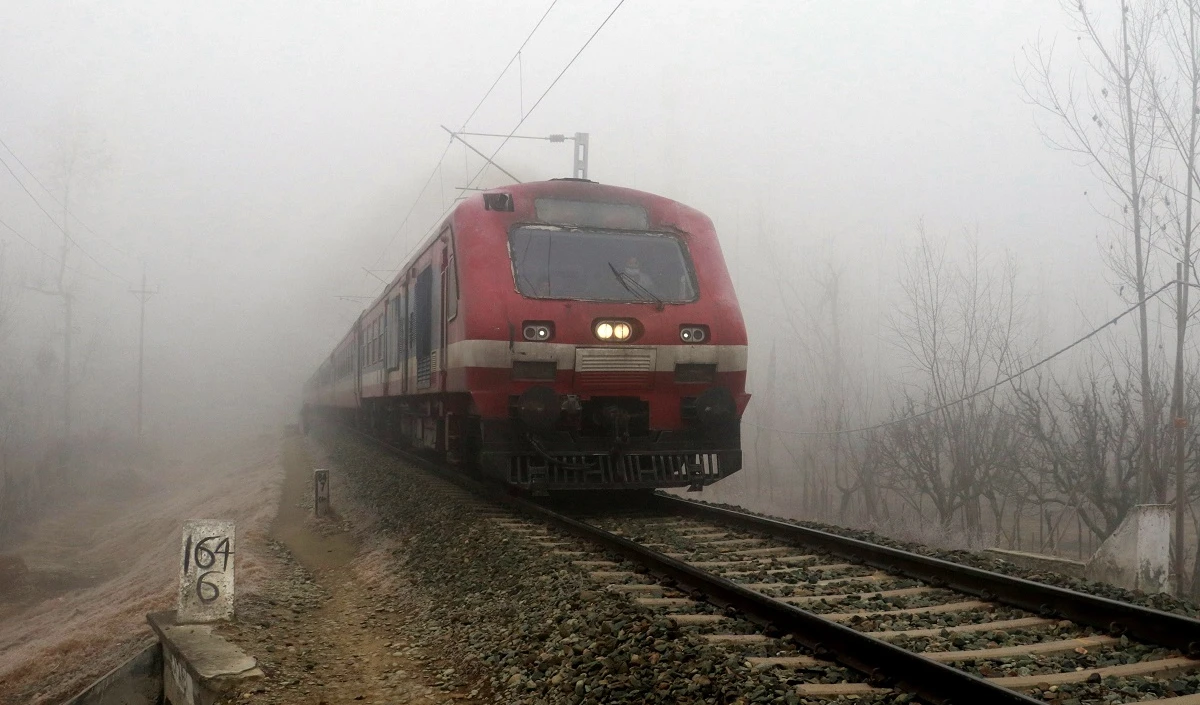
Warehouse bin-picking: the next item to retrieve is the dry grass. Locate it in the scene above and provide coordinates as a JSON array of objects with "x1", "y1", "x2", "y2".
[{"x1": 0, "y1": 434, "x2": 284, "y2": 705}]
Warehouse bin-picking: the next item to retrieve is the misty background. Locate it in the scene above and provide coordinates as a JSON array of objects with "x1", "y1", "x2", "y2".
[{"x1": 1, "y1": 1, "x2": 1166, "y2": 564}]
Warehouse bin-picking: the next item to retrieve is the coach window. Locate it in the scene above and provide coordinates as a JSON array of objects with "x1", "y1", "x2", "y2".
[{"x1": 414, "y1": 266, "x2": 433, "y2": 359}]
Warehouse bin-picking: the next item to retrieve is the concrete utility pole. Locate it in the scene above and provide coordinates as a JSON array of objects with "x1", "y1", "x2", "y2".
[
  {"x1": 130, "y1": 266, "x2": 157, "y2": 438},
  {"x1": 27, "y1": 268, "x2": 73, "y2": 463}
]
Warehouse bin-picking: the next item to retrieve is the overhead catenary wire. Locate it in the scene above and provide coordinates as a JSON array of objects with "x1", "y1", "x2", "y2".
[
  {"x1": 745, "y1": 278, "x2": 1179, "y2": 437},
  {"x1": 0, "y1": 150, "x2": 131, "y2": 286},
  {"x1": 383, "y1": 0, "x2": 626, "y2": 275},
  {"x1": 0, "y1": 214, "x2": 119, "y2": 285},
  {"x1": 370, "y1": 0, "x2": 560, "y2": 270},
  {"x1": 465, "y1": 0, "x2": 625, "y2": 193},
  {"x1": 0, "y1": 135, "x2": 140, "y2": 262},
  {"x1": 459, "y1": 0, "x2": 558, "y2": 130}
]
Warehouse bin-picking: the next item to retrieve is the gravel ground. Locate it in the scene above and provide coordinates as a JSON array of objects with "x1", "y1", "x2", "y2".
[
  {"x1": 581, "y1": 503, "x2": 1200, "y2": 702},
  {"x1": 310, "y1": 428, "x2": 913, "y2": 705},
  {"x1": 647, "y1": 501, "x2": 1200, "y2": 702}
]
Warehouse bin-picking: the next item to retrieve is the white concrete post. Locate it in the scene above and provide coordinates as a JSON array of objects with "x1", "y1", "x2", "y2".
[
  {"x1": 1135, "y1": 505, "x2": 1171, "y2": 593},
  {"x1": 177, "y1": 520, "x2": 235, "y2": 623},
  {"x1": 1086, "y1": 504, "x2": 1170, "y2": 594}
]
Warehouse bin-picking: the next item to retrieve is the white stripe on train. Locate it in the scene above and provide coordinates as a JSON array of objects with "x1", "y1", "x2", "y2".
[{"x1": 325, "y1": 342, "x2": 748, "y2": 396}]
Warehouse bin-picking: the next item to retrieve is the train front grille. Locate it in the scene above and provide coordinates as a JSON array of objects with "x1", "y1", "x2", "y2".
[{"x1": 575, "y1": 347, "x2": 655, "y2": 390}]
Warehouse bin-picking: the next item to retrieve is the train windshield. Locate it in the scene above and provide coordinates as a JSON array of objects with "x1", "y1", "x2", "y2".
[{"x1": 509, "y1": 226, "x2": 698, "y2": 303}]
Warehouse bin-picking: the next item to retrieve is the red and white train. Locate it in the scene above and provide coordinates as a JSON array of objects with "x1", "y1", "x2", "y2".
[{"x1": 303, "y1": 179, "x2": 749, "y2": 491}]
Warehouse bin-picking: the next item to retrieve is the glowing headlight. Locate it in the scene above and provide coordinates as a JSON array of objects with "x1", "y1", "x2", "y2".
[{"x1": 595, "y1": 320, "x2": 634, "y2": 342}]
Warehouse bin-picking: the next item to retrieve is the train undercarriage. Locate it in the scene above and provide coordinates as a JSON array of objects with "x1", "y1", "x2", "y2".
[{"x1": 303, "y1": 390, "x2": 742, "y2": 493}]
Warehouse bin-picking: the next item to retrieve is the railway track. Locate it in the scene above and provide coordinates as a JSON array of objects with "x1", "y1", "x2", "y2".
[{"x1": 341, "y1": 427, "x2": 1200, "y2": 704}]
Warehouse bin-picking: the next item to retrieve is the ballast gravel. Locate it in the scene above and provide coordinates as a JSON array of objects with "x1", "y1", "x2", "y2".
[
  {"x1": 687, "y1": 500, "x2": 1200, "y2": 618},
  {"x1": 315, "y1": 430, "x2": 911, "y2": 705}
]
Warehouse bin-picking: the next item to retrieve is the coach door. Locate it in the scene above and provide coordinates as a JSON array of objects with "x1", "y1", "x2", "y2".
[
  {"x1": 440, "y1": 238, "x2": 457, "y2": 392},
  {"x1": 354, "y1": 314, "x2": 363, "y2": 405},
  {"x1": 414, "y1": 265, "x2": 434, "y2": 389},
  {"x1": 387, "y1": 286, "x2": 406, "y2": 395}
]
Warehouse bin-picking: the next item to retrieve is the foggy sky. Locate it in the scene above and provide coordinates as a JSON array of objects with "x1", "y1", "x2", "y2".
[{"x1": 0, "y1": 1, "x2": 1120, "y2": 439}]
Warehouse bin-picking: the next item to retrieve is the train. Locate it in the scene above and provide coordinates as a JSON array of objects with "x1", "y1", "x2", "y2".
[{"x1": 302, "y1": 178, "x2": 749, "y2": 492}]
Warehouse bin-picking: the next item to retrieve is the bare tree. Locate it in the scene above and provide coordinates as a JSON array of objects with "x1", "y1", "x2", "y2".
[
  {"x1": 1147, "y1": 0, "x2": 1200, "y2": 594},
  {"x1": 1021, "y1": 0, "x2": 1165, "y2": 501},
  {"x1": 871, "y1": 226, "x2": 1026, "y2": 536}
]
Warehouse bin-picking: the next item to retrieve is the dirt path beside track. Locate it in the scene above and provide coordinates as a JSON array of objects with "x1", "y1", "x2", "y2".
[{"x1": 214, "y1": 436, "x2": 476, "y2": 705}]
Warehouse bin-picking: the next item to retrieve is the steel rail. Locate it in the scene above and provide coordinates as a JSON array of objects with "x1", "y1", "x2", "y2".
[
  {"x1": 656, "y1": 495, "x2": 1200, "y2": 655},
  {"x1": 329, "y1": 426, "x2": 1048, "y2": 702},
  {"x1": 510, "y1": 497, "x2": 1040, "y2": 705}
]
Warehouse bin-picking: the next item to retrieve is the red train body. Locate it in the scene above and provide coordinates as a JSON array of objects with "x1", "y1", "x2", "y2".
[{"x1": 304, "y1": 179, "x2": 749, "y2": 490}]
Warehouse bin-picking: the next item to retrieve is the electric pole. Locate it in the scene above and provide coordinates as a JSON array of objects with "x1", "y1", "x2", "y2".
[
  {"x1": 26, "y1": 231, "x2": 74, "y2": 470},
  {"x1": 130, "y1": 266, "x2": 156, "y2": 439}
]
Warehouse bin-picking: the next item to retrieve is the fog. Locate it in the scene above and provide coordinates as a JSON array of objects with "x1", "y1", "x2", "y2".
[{"x1": 0, "y1": 1, "x2": 1169, "y2": 550}]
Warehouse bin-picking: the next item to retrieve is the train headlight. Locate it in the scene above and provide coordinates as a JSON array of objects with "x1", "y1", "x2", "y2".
[{"x1": 594, "y1": 320, "x2": 634, "y2": 341}]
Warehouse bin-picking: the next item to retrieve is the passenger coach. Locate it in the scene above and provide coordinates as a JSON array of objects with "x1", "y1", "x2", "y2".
[{"x1": 304, "y1": 179, "x2": 749, "y2": 491}]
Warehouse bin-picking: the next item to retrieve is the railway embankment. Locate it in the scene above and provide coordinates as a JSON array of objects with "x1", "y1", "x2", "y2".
[
  {"x1": 0, "y1": 437, "x2": 281, "y2": 705},
  {"x1": 286, "y1": 428, "x2": 893, "y2": 704},
  {"x1": 35, "y1": 426, "x2": 1200, "y2": 704}
]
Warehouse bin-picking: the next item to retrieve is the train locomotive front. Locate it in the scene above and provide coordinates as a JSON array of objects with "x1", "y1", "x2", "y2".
[{"x1": 304, "y1": 179, "x2": 749, "y2": 492}]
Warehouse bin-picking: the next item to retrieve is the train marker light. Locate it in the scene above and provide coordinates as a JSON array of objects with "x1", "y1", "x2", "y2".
[
  {"x1": 680, "y1": 325, "x2": 709, "y2": 343},
  {"x1": 523, "y1": 322, "x2": 553, "y2": 341}
]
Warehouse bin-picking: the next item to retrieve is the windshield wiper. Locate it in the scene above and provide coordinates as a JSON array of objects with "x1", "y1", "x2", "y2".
[{"x1": 608, "y1": 263, "x2": 664, "y2": 310}]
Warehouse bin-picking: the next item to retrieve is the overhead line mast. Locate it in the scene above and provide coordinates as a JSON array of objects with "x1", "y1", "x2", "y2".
[{"x1": 130, "y1": 266, "x2": 157, "y2": 439}]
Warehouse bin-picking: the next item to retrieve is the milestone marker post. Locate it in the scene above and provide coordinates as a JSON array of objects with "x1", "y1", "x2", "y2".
[
  {"x1": 177, "y1": 520, "x2": 235, "y2": 623},
  {"x1": 314, "y1": 469, "x2": 330, "y2": 517}
]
